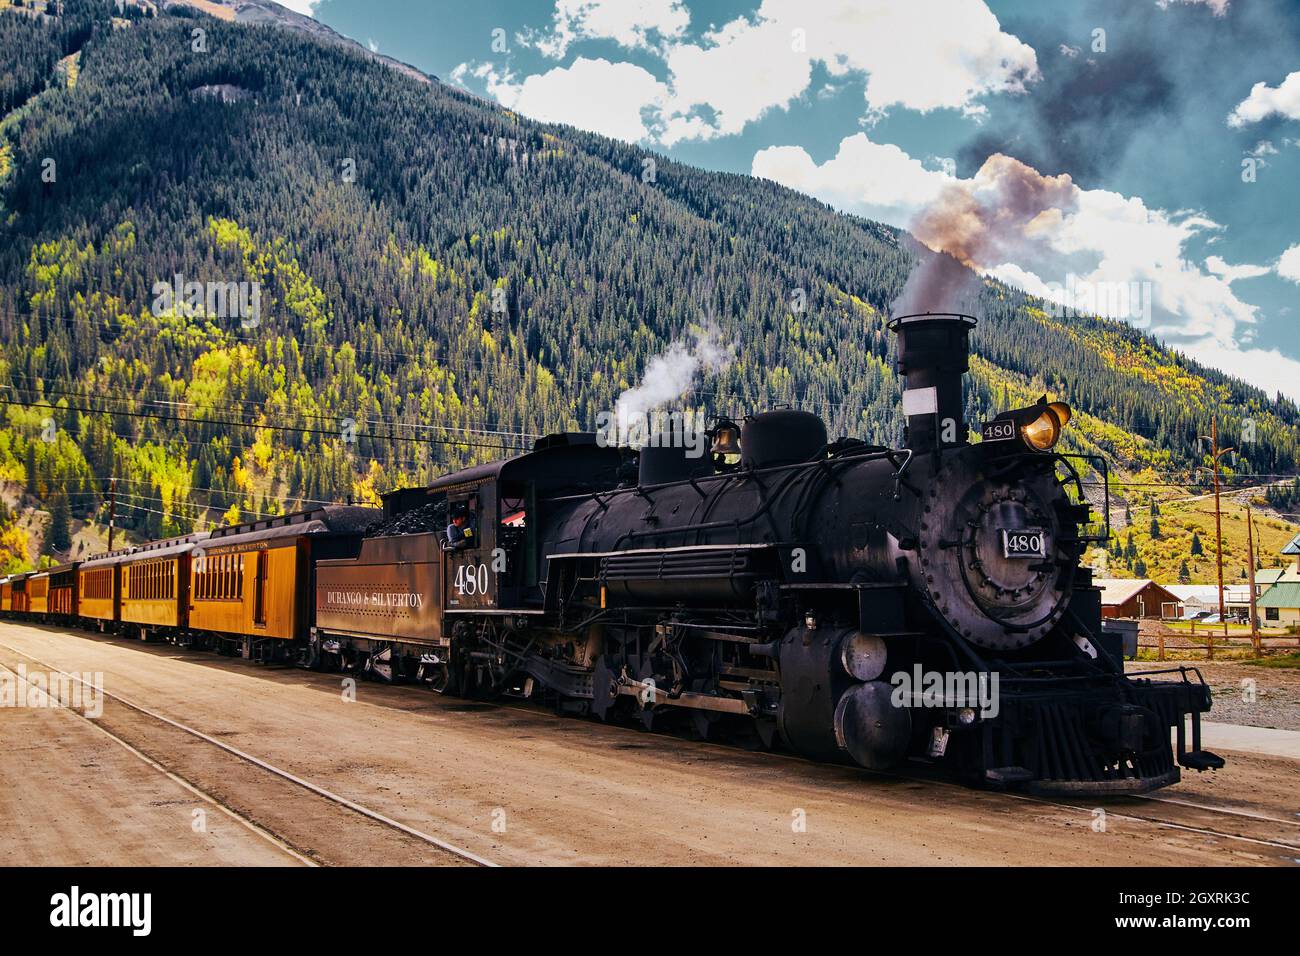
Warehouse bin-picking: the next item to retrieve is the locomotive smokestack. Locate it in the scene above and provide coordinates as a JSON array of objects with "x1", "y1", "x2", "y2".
[{"x1": 887, "y1": 312, "x2": 976, "y2": 451}]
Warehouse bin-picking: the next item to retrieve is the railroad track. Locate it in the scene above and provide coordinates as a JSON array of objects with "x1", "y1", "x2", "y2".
[
  {"x1": 0, "y1": 642, "x2": 497, "y2": 868},
  {"x1": 999, "y1": 790, "x2": 1300, "y2": 858}
]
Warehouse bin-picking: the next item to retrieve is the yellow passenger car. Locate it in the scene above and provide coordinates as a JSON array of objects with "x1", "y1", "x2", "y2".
[
  {"x1": 27, "y1": 570, "x2": 51, "y2": 615},
  {"x1": 119, "y1": 533, "x2": 208, "y2": 638},
  {"x1": 79, "y1": 548, "x2": 131, "y2": 627}
]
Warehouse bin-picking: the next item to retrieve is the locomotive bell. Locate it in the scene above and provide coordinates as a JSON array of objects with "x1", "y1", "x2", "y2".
[{"x1": 710, "y1": 418, "x2": 741, "y2": 458}]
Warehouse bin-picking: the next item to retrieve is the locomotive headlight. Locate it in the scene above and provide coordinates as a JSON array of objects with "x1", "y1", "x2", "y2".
[
  {"x1": 1021, "y1": 409, "x2": 1061, "y2": 451},
  {"x1": 995, "y1": 397, "x2": 1073, "y2": 451},
  {"x1": 957, "y1": 707, "x2": 977, "y2": 725}
]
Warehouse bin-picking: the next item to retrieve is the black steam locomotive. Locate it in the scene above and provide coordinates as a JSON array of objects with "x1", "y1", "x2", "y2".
[{"x1": 312, "y1": 312, "x2": 1222, "y2": 795}]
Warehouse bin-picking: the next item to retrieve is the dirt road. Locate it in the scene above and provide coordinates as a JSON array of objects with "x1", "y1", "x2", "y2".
[
  {"x1": 0, "y1": 677, "x2": 299, "y2": 866},
  {"x1": 1, "y1": 621, "x2": 1296, "y2": 866}
]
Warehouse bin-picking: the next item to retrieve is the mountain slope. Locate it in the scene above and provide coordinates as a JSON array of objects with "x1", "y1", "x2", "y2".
[{"x1": 0, "y1": 0, "x2": 1297, "y2": 569}]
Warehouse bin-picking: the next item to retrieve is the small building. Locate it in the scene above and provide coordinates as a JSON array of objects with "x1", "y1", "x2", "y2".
[
  {"x1": 1258, "y1": 583, "x2": 1300, "y2": 626},
  {"x1": 1165, "y1": 584, "x2": 1254, "y2": 621},
  {"x1": 1093, "y1": 578, "x2": 1180, "y2": 620},
  {"x1": 1279, "y1": 532, "x2": 1300, "y2": 583},
  {"x1": 1257, "y1": 533, "x2": 1300, "y2": 625}
]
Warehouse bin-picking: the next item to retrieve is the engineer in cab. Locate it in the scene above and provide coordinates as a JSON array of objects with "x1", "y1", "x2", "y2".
[{"x1": 446, "y1": 505, "x2": 476, "y2": 551}]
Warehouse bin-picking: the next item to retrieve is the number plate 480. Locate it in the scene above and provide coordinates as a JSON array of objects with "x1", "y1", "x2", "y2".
[{"x1": 1001, "y1": 528, "x2": 1047, "y2": 559}]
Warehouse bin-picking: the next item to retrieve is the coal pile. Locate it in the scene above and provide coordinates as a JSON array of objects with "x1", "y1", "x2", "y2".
[{"x1": 365, "y1": 500, "x2": 447, "y2": 538}]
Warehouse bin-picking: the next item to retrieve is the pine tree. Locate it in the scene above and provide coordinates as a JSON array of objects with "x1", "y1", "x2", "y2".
[
  {"x1": 145, "y1": 483, "x2": 164, "y2": 540},
  {"x1": 1134, "y1": 558, "x2": 1147, "y2": 577},
  {"x1": 1178, "y1": 560, "x2": 1190, "y2": 584},
  {"x1": 49, "y1": 492, "x2": 72, "y2": 552},
  {"x1": 25, "y1": 443, "x2": 38, "y2": 496},
  {"x1": 1190, "y1": 532, "x2": 1203, "y2": 556},
  {"x1": 1150, "y1": 517, "x2": 1161, "y2": 538}
]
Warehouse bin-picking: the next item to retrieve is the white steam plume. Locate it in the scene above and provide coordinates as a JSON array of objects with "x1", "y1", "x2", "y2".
[{"x1": 615, "y1": 323, "x2": 732, "y2": 439}]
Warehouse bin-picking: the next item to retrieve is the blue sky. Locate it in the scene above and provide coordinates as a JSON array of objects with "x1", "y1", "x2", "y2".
[{"x1": 287, "y1": 0, "x2": 1300, "y2": 400}]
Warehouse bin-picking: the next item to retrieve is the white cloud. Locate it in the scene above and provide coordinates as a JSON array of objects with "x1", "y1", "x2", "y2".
[
  {"x1": 505, "y1": 0, "x2": 1037, "y2": 145},
  {"x1": 1182, "y1": 340, "x2": 1300, "y2": 402},
  {"x1": 275, "y1": 0, "x2": 320, "y2": 16},
  {"x1": 1156, "y1": 0, "x2": 1231, "y2": 16},
  {"x1": 660, "y1": 13, "x2": 811, "y2": 143},
  {"x1": 752, "y1": 133, "x2": 950, "y2": 228},
  {"x1": 529, "y1": 0, "x2": 691, "y2": 58},
  {"x1": 1205, "y1": 255, "x2": 1270, "y2": 283},
  {"x1": 1277, "y1": 244, "x2": 1300, "y2": 283},
  {"x1": 1227, "y1": 70, "x2": 1300, "y2": 127},
  {"x1": 661, "y1": 0, "x2": 1038, "y2": 139},
  {"x1": 1028, "y1": 186, "x2": 1253, "y2": 344},
  {"x1": 483, "y1": 57, "x2": 668, "y2": 142}
]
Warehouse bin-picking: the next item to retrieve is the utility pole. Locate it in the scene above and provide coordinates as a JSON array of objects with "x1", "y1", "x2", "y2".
[
  {"x1": 1245, "y1": 504, "x2": 1261, "y2": 658},
  {"x1": 106, "y1": 478, "x2": 116, "y2": 551},
  {"x1": 1198, "y1": 417, "x2": 1233, "y2": 659}
]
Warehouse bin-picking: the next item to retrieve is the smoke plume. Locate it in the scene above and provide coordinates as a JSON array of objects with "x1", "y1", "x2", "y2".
[{"x1": 892, "y1": 153, "x2": 1078, "y2": 317}]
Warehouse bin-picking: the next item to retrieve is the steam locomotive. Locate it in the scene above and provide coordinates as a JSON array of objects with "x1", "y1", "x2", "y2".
[{"x1": 0, "y1": 313, "x2": 1223, "y2": 795}]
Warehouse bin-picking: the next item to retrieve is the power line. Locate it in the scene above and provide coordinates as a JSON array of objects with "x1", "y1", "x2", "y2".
[
  {"x1": 0, "y1": 395, "x2": 526, "y2": 454},
  {"x1": 2, "y1": 382, "x2": 541, "y2": 441}
]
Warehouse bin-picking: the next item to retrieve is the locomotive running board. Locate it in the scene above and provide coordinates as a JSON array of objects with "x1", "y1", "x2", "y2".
[{"x1": 618, "y1": 678, "x2": 751, "y2": 715}]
